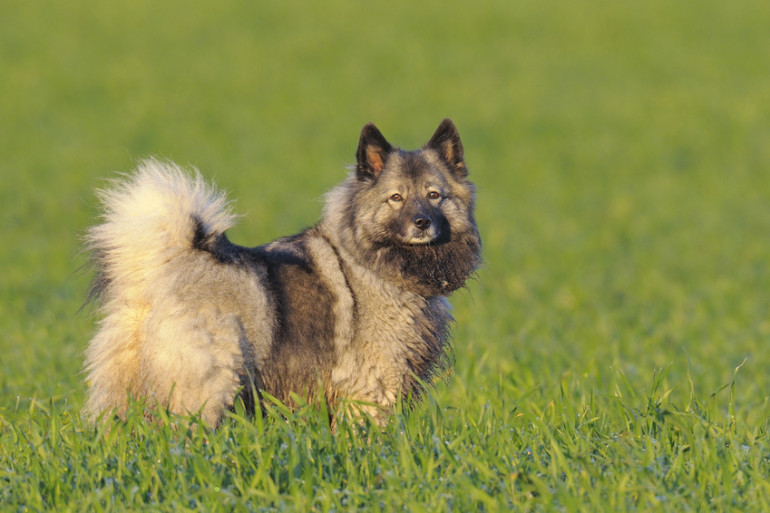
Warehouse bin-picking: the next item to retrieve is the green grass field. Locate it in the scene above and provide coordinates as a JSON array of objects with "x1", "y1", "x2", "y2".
[{"x1": 2, "y1": 0, "x2": 770, "y2": 510}]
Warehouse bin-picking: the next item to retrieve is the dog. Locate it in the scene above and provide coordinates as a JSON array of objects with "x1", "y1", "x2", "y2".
[{"x1": 83, "y1": 119, "x2": 481, "y2": 426}]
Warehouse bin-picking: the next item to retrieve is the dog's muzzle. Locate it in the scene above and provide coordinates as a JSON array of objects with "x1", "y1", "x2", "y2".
[{"x1": 402, "y1": 213, "x2": 439, "y2": 245}]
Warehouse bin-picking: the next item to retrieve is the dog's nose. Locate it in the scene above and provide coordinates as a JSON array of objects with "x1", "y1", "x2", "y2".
[{"x1": 413, "y1": 215, "x2": 431, "y2": 230}]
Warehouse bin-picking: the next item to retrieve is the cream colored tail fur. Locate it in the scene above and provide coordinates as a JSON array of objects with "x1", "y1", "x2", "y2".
[{"x1": 83, "y1": 159, "x2": 238, "y2": 423}]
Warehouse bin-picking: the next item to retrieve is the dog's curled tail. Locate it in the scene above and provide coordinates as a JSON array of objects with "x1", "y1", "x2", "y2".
[
  {"x1": 83, "y1": 159, "x2": 236, "y2": 420},
  {"x1": 86, "y1": 158, "x2": 236, "y2": 303}
]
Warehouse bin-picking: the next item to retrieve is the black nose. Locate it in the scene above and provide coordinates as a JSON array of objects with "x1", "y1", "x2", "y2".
[{"x1": 413, "y1": 215, "x2": 432, "y2": 230}]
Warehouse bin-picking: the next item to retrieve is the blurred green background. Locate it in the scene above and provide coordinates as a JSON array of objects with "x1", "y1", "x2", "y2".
[{"x1": 2, "y1": 0, "x2": 769, "y2": 421}]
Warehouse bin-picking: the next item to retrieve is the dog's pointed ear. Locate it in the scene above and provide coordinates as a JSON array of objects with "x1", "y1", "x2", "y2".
[
  {"x1": 426, "y1": 118, "x2": 467, "y2": 177},
  {"x1": 356, "y1": 123, "x2": 393, "y2": 180}
]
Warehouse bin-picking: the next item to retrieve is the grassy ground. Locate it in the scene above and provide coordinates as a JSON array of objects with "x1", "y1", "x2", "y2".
[{"x1": 2, "y1": 0, "x2": 770, "y2": 510}]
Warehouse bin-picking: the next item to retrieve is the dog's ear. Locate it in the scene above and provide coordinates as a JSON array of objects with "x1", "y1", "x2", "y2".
[
  {"x1": 356, "y1": 123, "x2": 393, "y2": 181},
  {"x1": 426, "y1": 118, "x2": 466, "y2": 177}
]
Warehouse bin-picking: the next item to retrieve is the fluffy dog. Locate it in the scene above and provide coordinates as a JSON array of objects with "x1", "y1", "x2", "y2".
[{"x1": 83, "y1": 119, "x2": 481, "y2": 426}]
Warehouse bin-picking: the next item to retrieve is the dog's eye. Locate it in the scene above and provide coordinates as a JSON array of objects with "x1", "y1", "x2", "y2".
[
  {"x1": 390, "y1": 193, "x2": 403, "y2": 202},
  {"x1": 427, "y1": 191, "x2": 440, "y2": 200}
]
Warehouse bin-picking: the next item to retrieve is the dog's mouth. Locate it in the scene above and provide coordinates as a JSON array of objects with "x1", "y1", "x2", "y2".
[
  {"x1": 398, "y1": 225, "x2": 443, "y2": 246},
  {"x1": 401, "y1": 234, "x2": 438, "y2": 246},
  {"x1": 398, "y1": 226, "x2": 453, "y2": 247}
]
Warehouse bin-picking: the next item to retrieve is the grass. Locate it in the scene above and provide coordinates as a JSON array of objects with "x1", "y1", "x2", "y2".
[{"x1": 2, "y1": 0, "x2": 770, "y2": 510}]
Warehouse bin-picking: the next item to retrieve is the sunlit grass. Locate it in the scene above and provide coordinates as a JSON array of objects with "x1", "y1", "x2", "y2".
[{"x1": 2, "y1": 0, "x2": 769, "y2": 510}]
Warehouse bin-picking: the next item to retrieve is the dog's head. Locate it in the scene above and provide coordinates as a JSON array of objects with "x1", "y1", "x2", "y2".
[
  {"x1": 355, "y1": 119, "x2": 475, "y2": 248},
  {"x1": 327, "y1": 119, "x2": 481, "y2": 296}
]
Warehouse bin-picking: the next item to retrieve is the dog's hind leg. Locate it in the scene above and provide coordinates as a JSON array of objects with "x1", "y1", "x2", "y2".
[
  {"x1": 136, "y1": 305, "x2": 251, "y2": 427},
  {"x1": 83, "y1": 306, "x2": 146, "y2": 422}
]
